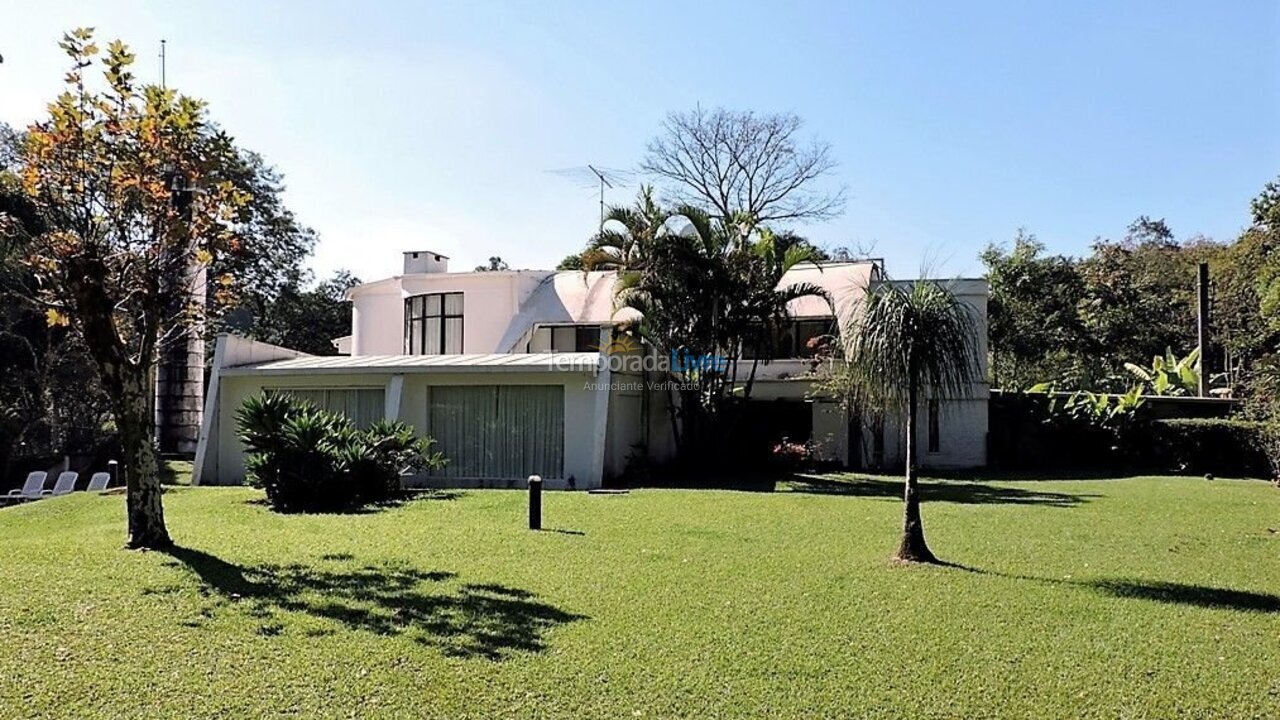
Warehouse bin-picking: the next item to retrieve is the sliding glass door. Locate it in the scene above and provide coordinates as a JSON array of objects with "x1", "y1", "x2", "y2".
[{"x1": 428, "y1": 385, "x2": 564, "y2": 479}]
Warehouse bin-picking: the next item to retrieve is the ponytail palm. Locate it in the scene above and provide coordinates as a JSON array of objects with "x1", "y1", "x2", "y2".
[{"x1": 846, "y1": 280, "x2": 980, "y2": 563}]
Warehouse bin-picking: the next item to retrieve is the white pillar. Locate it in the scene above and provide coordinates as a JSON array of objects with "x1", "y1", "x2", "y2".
[{"x1": 385, "y1": 374, "x2": 405, "y2": 422}]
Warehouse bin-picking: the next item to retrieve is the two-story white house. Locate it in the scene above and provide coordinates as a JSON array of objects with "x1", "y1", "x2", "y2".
[{"x1": 193, "y1": 250, "x2": 989, "y2": 488}]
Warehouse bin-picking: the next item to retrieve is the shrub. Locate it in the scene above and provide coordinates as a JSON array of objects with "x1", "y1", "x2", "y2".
[
  {"x1": 769, "y1": 438, "x2": 812, "y2": 471},
  {"x1": 236, "y1": 394, "x2": 447, "y2": 512},
  {"x1": 1148, "y1": 418, "x2": 1272, "y2": 479}
]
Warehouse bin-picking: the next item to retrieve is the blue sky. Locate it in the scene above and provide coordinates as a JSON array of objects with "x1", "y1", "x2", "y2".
[{"x1": 3, "y1": 1, "x2": 1277, "y2": 282}]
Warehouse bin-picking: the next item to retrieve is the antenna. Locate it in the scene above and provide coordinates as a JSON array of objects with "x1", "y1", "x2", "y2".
[
  {"x1": 159, "y1": 39, "x2": 166, "y2": 89},
  {"x1": 548, "y1": 165, "x2": 634, "y2": 231}
]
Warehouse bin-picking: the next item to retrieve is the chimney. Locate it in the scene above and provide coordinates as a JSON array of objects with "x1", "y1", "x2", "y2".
[{"x1": 403, "y1": 250, "x2": 449, "y2": 274}]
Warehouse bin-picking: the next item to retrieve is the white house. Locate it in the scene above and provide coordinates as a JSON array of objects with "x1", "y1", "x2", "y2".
[{"x1": 193, "y1": 250, "x2": 989, "y2": 489}]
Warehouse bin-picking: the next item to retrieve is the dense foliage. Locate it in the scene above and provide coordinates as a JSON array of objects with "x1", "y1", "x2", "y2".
[
  {"x1": 1148, "y1": 418, "x2": 1271, "y2": 479},
  {"x1": 220, "y1": 269, "x2": 359, "y2": 356},
  {"x1": 235, "y1": 393, "x2": 446, "y2": 513},
  {"x1": 983, "y1": 203, "x2": 1280, "y2": 401},
  {"x1": 992, "y1": 391, "x2": 1274, "y2": 479},
  {"x1": 610, "y1": 203, "x2": 830, "y2": 460}
]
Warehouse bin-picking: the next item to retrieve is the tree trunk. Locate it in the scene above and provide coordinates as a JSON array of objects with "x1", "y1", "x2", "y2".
[
  {"x1": 115, "y1": 370, "x2": 172, "y2": 549},
  {"x1": 895, "y1": 377, "x2": 936, "y2": 563}
]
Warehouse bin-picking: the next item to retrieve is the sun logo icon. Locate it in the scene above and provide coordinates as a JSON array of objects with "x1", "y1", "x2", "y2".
[{"x1": 596, "y1": 334, "x2": 640, "y2": 355}]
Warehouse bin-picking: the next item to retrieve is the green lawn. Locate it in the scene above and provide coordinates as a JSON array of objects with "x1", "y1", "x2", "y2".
[{"x1": 1, "y1": 475, "x2": 1278, "y2": 719}]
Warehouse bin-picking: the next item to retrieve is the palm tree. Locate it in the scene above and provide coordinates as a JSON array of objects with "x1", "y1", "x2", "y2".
[
  {"x1": 845, "y1": 279, "x2": 980, "y2": 563},
  {"x1": 614, "y1": 208, "x2": 831, "y2": 459},
  {"x1": 581, "y1": 185, "x2": 671, "y2": 273}
]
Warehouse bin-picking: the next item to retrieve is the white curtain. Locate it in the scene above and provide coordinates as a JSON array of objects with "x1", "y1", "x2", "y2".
[
  {"x1": 267, "y1": 388, "x2": 385, "y2": 428},
  {"x1": 429, "y1": 385, "x2": 564, "y2": 479}
]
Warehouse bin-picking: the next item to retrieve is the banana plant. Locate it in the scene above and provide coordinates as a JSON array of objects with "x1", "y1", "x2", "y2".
[
  {"x1": 1027, "y1": 382, "x2": 1146, "y2": 432},
  {"x1": 1123, "y1": 347, "x2": 1200, "y2": 396}
]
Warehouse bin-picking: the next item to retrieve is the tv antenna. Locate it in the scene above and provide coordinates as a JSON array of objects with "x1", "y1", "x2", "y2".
[{"x1": 548, "y1": 165, "x2": 634, "y2": 231}]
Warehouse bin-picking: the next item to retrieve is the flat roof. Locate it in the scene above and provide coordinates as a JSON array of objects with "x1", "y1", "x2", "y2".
[{"x1": 220, "y1": 352, "x2": 601, "y2": 376}]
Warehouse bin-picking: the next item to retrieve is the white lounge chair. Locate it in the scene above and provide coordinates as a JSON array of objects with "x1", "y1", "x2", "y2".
[
  {"x1": 45, "y1": 471, "x2": 78, "y2": 496},
  {"x1": 86, "y1": 472, "x2": 110, "y2": 492},
  {"x1": 5, "y1": 472, "x2": 48, "y2": 500}
]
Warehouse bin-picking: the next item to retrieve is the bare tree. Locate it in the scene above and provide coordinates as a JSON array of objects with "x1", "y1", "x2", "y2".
[{"x1": 641, "y1": 107, "x2": 846, "y2": 224}]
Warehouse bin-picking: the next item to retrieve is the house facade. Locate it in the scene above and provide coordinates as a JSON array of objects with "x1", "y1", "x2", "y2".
[{"x1": 193, "y1": 250, "x2": 989, "y2": 488}]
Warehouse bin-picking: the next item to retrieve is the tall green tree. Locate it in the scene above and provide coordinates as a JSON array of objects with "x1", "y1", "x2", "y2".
[
  {"x1": 0, "y1": 30, "x2": 258, "y2": 548},
  {"x1": 226, "y1": 269, "x2": 359, "y2": 356},
  {"x1": 1252, "y1": 177, "x2": 1280, "y2": 331},
  {"x1": 615, "y1": 207, "x2": 828, "y2": 458},
  {"x1": 844, "y1": 280, "x2": 980, "y2": 563},
  {"x1": 1077, "y1": 217, "x2": 1198, "y2": 377},
  {"x1": 207, "y1": 148, "x2": 316, "y2": 309},
  {"x1": 981, "y1": 230, "x2": 1094, "y2": 390}
]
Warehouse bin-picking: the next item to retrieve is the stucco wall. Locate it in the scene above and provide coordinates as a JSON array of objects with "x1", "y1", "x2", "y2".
[
  {"x1": 208, "y1": 369, "x2": 604, "y2": 489},
  {"x1": 350, "y1": 272, "x2": 554, "y2": 356},
  {"x1": 351, "y1": 287, "x2": 404, "y2": 355}
]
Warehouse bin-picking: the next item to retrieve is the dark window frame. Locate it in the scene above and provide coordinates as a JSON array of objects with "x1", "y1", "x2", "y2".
[
  {"x1": 404, "y1": 292, "x2": 464, "y2": 355},
  {"x1": 927, "y1": 398, "x2": 941, "y2": 453},
  {"x1": 743, "y1": 317, "x2": 838, "y2": 359},
  {"x1": 526, "y1": 324, "x2": 605, "y2": 353}
]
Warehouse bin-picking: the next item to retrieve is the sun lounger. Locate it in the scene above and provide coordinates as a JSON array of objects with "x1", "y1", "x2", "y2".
[
  {"x1": 5, "y1": 472, "x2": 48, "y2": 500},
  {"x1": 86, "y1": 472, "x2": 110, "y2": 492},
  {"x1": 45, "y1": 471, "x2": 78, "y2": 496}
]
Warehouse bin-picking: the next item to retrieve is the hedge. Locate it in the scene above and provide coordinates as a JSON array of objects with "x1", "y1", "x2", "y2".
[{"x1": 1147, "y1": 418, "x2": 1273, "y2": 479}]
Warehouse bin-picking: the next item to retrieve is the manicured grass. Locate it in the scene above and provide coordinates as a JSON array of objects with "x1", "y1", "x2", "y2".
[
  {"x1": 159, "y1": 459, "x2": 193, "y2": 486},
  {"x1": 1, "y1": 475, "x2": 1277, "y2": 718}
]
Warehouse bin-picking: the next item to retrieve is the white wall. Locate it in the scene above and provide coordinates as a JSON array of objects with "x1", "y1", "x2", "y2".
[
  {"x1": 350, "y1": 285, "x2": 404, "y2": 355},
  {"x1": 349, "y1": 272, "x2": 553, "y2": 356},
  {"x1": 208, "y1": 369, "x2": 605, "y2": 489}
]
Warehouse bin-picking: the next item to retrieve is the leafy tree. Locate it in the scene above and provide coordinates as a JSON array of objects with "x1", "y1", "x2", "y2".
[
  {"x1": 223, "y1": 270, "x2": 359, "y2": 356},
  {"x1": 1077, "y1": 218, "x2": 1198, "y2": 380},
  {"x1": 981, "y1": 230, "x2": 1095, "y2": 389},
  {"x1": 207, "y1": 148, "x2": 316, "y2": 309},
  {"x1": 0, "y1": 30, "x2": 258, "y2": 548},
  {"x1": 984, "y1": 217, "x2": 1277, "y2": 397},
  {"x1": 474, "y1": 256, "x2": 510, "y2": 272},
  {"x1": 641, "y1": 107, "x2": 846, "y2": 223},
  {"x1": 1252, "y1": 177, "x2": 1280, "y2": 331},
  {"x1": 843, "y1": 280, "x2": 980, "y2": 563},
  {"x1": 555, "y1": 253, "x2": 584, "y2": 271}
]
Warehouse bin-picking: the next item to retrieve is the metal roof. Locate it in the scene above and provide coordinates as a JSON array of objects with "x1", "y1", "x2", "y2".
[{"x1": 221, "y1": 352, "x2": 602, "y2": 376}]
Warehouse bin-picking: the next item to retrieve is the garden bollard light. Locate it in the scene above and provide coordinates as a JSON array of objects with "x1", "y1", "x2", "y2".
[
  {"x1": 528, "y1": 475, "x2": 542, "y2": 530},
  {"x1": 108, "y1": 460, "x2": 119, "y2": 488}
]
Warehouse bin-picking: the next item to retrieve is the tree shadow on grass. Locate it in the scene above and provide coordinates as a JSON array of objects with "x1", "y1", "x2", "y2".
[
  {"x1": 943, "y1": 563, "x2": 1280, "y2": 614},
  {"x1": 787, "y1": 475, "x2": 1098, "y2": 507},
  {"x1": 159, "y1": 546, "x2": 586, "y2": 660},
  {"x1": 1084, "y1": 579, "x2": 1280, "y2": 613},
  {"x1": 243, "y1": 489, "x2": 467, "y2": 515}
]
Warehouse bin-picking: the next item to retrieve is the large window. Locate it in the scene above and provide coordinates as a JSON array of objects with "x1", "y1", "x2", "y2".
[
  {"x1": 428, "y1": 385, "x2": 564, "y2": 479},
  {"x1": 743, "y1": 318, "x2": 837, "y2": 359},
  {"x1": 405, "y1": 292, "x2": 463, "y2": 355},
  {"x1": 265, "y1": 388, "x2": 385, "y2": 428},
  {"x1": 527, "y1": 325, "x2": 602, "y2": 353}
]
